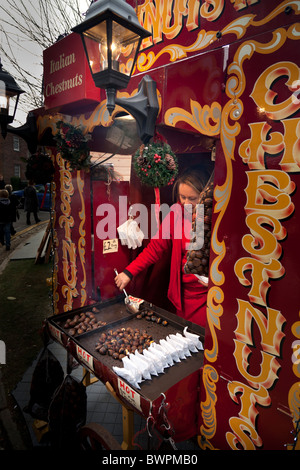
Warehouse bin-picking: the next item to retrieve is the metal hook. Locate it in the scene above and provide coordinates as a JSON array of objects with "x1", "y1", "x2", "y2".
[
  {"x1": 146, "y1": 401, "x2": 155, "y2": 437},
  {"x1": 146, "y1": 415, "x2": 155, "y2": 437},
  {"x1": 158, "y1": 393, "x2": 171, "y2": 431},
  {"x1": 158, "y1": 392, "x2": 167, "y2": 415}
]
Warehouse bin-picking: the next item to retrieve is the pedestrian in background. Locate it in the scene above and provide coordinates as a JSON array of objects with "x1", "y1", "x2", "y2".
[
  {"x1": 0, "y1": 174, "x2": 5, "y2": 189},
  {"x1": 0, "y1": 189, "x2": 14, "y2": 251},
  {"x1": 24, "y1": 181, "x2": 40, "y2": 225},
  {"x1": 5, "y1": 184, "x2": 19, "y2": 235}
]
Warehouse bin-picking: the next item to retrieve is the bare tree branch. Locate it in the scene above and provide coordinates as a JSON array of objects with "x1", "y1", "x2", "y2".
[{"x1": 0, "y1": 0, "x2": 90, "y2": 123}]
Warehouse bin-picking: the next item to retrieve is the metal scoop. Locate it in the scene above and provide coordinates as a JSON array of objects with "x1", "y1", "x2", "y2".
[{"x1": 114, "y1": 268, "x2": 140, "y2": 314}]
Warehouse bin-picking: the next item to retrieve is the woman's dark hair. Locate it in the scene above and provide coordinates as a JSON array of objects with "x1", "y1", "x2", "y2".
[{"x1": 172, "y1": 165, "x2": 213, "y2": 202}]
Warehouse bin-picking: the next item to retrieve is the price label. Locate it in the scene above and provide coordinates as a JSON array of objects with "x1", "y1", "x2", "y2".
[
  {"x1": 48, "y1": 323, "x2": 62, "y2": 344},
  {"x1": 103, "y1": 238, "x2": 118, "y2": 254},
  {"x1": 76, "y1": 345, "x2": 94, "y2": 372},
  {"x1": 128, "y1": 295, "x2": 144, "y2": 306},
  {"x1": 117, "y1": 378, "x2": 142, "y2": 411}
]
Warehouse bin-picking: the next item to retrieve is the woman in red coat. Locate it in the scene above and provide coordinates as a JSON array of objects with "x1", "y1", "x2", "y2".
[{"x1": 115, "y1": 166, "x2": 211, "y2": 327}]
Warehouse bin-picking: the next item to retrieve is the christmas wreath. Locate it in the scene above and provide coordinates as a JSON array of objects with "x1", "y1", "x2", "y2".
[
  {"x1": 133, "y1": 139, "x2": 178, "y2": 227},
  {"x1": 133, "y1": 140, "x2": 178, "y2": 188},
  {"x1": 24, "y1": 151, "x2": 55, "y2": 185},
  {"x1": 54, "y1": 120, "x2": 91, "y2": 170}
]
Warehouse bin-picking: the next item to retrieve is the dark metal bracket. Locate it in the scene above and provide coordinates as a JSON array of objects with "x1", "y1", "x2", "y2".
[{"x1": 114, "y1": 75, "x2": 159, "y2": 144}]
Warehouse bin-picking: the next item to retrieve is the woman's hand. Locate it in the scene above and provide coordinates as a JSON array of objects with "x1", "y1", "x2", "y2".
[{"x1": 115, "y1": 272, "x2": 131, "y2": 291}]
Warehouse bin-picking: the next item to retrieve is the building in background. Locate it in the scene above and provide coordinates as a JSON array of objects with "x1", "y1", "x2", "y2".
[{"x1": 0, "y1": 133, "x2": 28, "y2": 188}]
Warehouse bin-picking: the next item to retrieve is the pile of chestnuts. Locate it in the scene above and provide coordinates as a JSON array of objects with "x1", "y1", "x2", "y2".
[
  {"x1": 61, "y1": 310, "x2": 107, "y2": 336},
  {"x1": 136, "y1": 308, "x2": 168, "y2": 326},
  {"x1": 184, "y1": 179, "x2": 214, "y2": 277},
  {"x1": 95, "y1": 326, "x2": 153, "y2": 361}
]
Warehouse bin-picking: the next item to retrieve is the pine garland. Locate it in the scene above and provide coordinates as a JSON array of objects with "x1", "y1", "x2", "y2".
[
  {"x1": 133, "y1": 141, "x2": 178, "y2": 188},
  {"x1": 54, "y1": 120, "x2": 92, "y2": 170}
]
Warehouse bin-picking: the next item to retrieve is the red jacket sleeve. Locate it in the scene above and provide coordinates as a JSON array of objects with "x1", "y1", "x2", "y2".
[{"x1": 125, "y1": 205, "x2": 180, "y2": 278}]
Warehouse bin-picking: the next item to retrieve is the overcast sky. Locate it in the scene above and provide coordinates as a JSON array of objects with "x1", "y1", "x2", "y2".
[{"x1": 0, "y1": 0, "x2": 90, "y2": 125}]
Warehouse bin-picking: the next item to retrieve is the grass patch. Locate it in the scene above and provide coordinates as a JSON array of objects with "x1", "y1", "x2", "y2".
[{"x1": 0, "y1": 259, "x2": 53, "y2": 392}]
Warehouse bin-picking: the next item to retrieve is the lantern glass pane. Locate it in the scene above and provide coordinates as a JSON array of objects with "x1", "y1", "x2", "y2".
[
  {"x1": 0, "y1": 80, "x2": 17, "y2": 117},
  {"x1": 0, "y1": 81, "x2": 8, "y2": 112},
  {"x1": 83, "y1": 21, "x2": 109, "y2": 73},
  {"x1": 8, "y1": 95, "x2": 18, "y2": 118},
  {"x1": 111, "y1": 21, "x2": 140, "y2": 75}
]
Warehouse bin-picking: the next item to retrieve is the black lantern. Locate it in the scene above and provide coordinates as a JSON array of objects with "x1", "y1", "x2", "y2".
[
  {"x1": 0, "y1": 59, "x2": 24, "y2": 138},
  {"x1": 72, "y1": 0, "x2": 151, "y2": 115}
]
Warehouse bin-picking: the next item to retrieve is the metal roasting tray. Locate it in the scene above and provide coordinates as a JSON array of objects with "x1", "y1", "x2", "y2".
[{"x1": 46, "y1": 295, "x2": 204, "y2": 402}]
